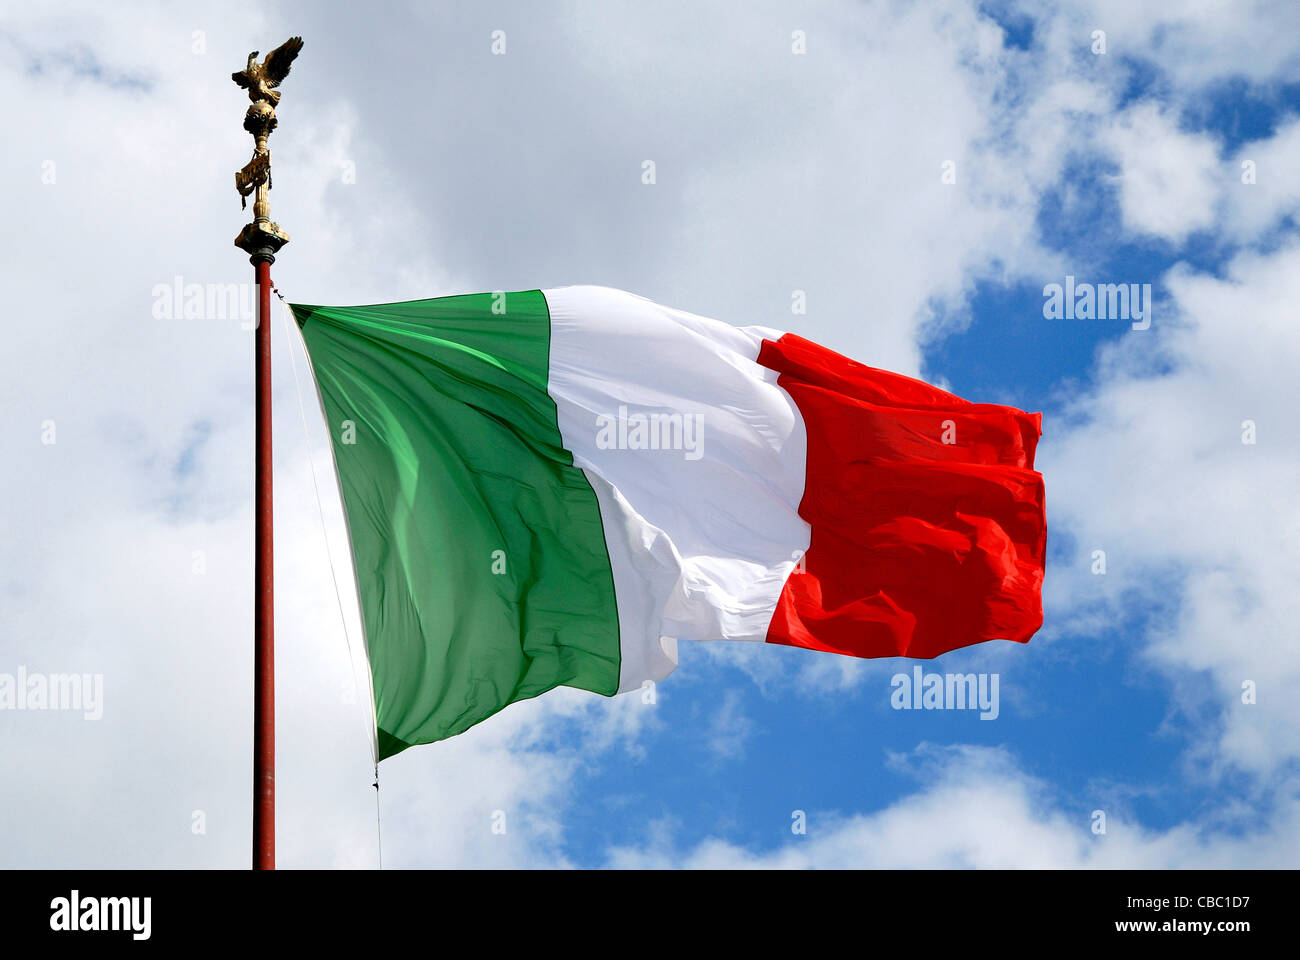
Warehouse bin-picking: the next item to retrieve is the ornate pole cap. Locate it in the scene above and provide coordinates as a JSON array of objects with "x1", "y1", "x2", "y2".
[{"x1": 233, "y1": 38, "x2": 303, "y2": 264}]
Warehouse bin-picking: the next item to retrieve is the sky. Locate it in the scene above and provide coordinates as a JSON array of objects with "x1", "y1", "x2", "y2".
[{"x1": 1, "y1": 0, "x2": 1298, "y2": 868}]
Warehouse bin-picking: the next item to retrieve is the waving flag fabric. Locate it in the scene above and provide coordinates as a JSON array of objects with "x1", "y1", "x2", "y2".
[{"x1": 292, "y1": 286, "x2": 1046, "y2": 759}]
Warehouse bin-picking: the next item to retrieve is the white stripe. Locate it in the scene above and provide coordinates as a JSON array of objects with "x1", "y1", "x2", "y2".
[{"x1": 544, "y1": 286, "x2": 811, "y2": 693}]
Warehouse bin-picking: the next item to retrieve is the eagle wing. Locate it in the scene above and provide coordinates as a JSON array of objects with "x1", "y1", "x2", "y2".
[
  {"x1": 262, "y1": 36, "x2": 304, "y2": 88},
  {"x1": 231, "y1": 71, "x2": 252, "y2": 88}
]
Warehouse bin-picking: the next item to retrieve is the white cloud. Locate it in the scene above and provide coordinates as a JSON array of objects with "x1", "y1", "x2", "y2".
[
  {"x1": 1100, "y1": 101, "x2": 1221, "y2": 243},
  {"x1": 606, "y1": 744, "x2": 1300, "y2": 868},
  {"x1": 1042, "y1": 239, "x2": 1300, "y2": 777},
  {"x1": 1076, "y1": 0, "x2": 1300, "y2": 88},
  {"x1": 1223, "y1": 117, "x2": 1300, "y2": 242},
  {"x1": 705, "y1": 690, "x2": 754, "y2": 760}
]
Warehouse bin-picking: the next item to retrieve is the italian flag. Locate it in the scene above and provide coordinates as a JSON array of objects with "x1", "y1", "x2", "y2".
[{"x1": 291, "y1": 286, "x2": 1046, "y2": 760}]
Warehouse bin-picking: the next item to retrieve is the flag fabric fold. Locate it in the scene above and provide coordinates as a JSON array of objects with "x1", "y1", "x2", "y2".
[{"x1": 292, "y1": 286, "x2": 1045, "y2": 758}]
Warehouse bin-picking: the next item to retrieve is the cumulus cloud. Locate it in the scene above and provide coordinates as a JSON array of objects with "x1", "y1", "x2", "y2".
[
  {"x1": 1223, "y1": 118, "x2": 1300, "y2": 242},
  {"x1": 1076, "y1": 0, "x2": 1300, "y2": 88},
  {"x1": 606, "y1": 744, "x2": 1300, "y2": 868},
  {"x1": 1100, "y1": 102, "x2": 1221, "y2": 243},
  {"x1": 1042, "y1": 239, "x2": 1300, "y2": 778}
]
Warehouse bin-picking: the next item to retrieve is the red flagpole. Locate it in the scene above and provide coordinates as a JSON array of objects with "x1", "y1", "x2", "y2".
[
  {"x1": 253, "y1": 256, "x2": 275, "y2": 870},
  {"x1": 233, "y1": 35, "x2": 302, "y2": 871}
]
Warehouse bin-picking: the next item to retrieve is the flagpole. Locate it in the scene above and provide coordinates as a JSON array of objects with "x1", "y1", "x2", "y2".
[
  {"x1": 251, "y1": 250, "x2": 276, "y2": 871},
  {"x1": 233, "y1": 37, "x2": 302, "y2": 871}
]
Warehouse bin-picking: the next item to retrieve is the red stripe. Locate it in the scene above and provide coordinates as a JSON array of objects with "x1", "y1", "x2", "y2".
[{"x1": 758, "y1": 333, "x2": 1046, "y2": 659}]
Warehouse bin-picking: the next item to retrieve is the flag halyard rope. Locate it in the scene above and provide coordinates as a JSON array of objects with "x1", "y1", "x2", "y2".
[{"x1": 274, "y1": 285, "x2": 383, "y2": 869}]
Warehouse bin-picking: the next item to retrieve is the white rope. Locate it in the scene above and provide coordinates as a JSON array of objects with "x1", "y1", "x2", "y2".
[{"x1": 273, "y1": 287, "x2": 383, "y2": 868}]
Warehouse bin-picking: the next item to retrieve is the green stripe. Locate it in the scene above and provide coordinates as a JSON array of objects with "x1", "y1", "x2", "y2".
[{"x1": 293, "y1": 291, "x2": 620, "y2": 759}]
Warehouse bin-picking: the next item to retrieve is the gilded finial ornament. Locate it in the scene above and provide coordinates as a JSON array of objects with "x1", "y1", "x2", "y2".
[
  {"x1": 233, "y1": 37, "x2": 303, "y2": 262},
  {"x1": 231, "y1": 38, "x2": 303, "y2": 106}
]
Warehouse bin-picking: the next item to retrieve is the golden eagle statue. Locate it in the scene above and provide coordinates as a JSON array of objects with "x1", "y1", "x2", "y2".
[{"x1": 231, "y1": 36, "x2": 304, "y2": 106}]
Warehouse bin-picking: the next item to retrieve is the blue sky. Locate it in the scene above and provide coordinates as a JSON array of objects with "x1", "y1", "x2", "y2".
[{"x1": 3, "y1": 0, "x2": 1299, "y2": 868}]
